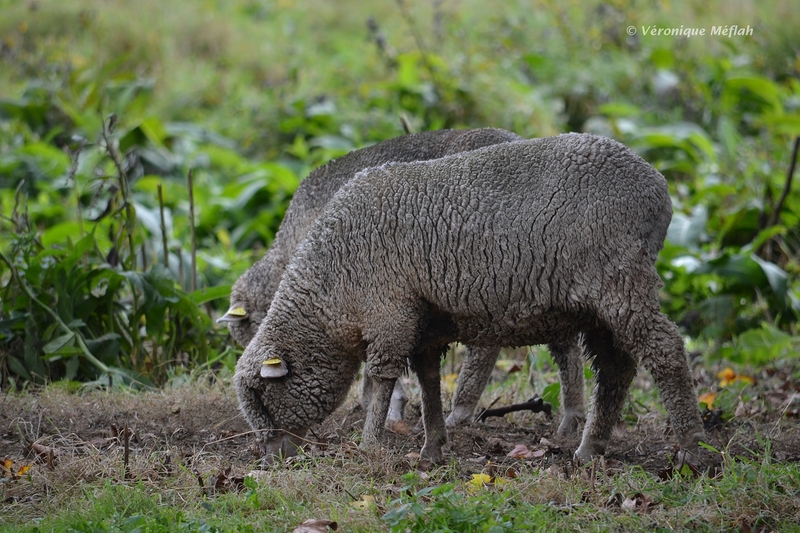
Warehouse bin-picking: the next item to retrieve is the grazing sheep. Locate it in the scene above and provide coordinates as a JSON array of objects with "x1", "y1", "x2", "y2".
[
  {"x1": 220, "y1": 128, "x2": 586, "y2": 430},
  {"x1": 234, "y1": 133, "x2": 704, "y2": 464}
]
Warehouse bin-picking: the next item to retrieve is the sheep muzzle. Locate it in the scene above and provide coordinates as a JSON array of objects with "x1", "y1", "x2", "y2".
[{"x1": 258, "y1": 430, "x2": 307, "y2": 462}]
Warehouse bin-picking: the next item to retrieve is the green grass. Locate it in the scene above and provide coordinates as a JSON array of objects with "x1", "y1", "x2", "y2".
[{"x1": 4, "y1": 448, "x2": 799, "y2": 532}]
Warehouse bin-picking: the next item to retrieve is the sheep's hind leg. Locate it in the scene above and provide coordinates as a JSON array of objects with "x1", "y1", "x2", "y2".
[
  {"x1": 411, "y1": 346, "x2": 448, "y2": 463},
  {"x1": 621, "y1": 311, "x2": 704, "y2": 459},
  {"x1": 550, "y1": 338, "x2": 586, "y2": 437},
  {"x1": 575, "y1": 327, "x2": 637, "y2": 462},
  {"x1": 446, "y1": 345, "x2": 500, "y2": 427}
]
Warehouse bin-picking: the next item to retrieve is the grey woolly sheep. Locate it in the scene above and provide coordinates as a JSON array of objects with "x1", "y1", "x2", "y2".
[
  {"x1": 234, "y1": 133, "x2": 704, "y2": 464},
  {"x1": 220, "y1": 128, "x2": 587, "y2": 430}
]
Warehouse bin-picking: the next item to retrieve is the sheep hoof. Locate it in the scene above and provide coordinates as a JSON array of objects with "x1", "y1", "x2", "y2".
[
  {"x1": 556, "y1": 410, "x2": 586, "y2": 437},
  {"x1": 445, "y1": 406, "x2": 474, "y2": 428},
  {"x1": 420, "y1": 445, "x2": 444, "y2": 464},
  {"x1": 574, "y1": 438, "x2": 607, "y2": 463}
]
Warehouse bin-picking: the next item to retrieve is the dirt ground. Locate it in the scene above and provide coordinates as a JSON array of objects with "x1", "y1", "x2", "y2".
[{"x1": 2, "y1": 360, "x2": 800, "y2": 508}]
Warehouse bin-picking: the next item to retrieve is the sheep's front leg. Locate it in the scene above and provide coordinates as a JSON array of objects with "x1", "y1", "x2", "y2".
[
  {"x1": 410, "y1": 347, "x2": 448, "y2": 463},
  {"x1": 362, "y1": 376, "x2": 396, "y2": 448},
  {"x1": 446, "y1": 345, "x2": 500, "y2": 427}
]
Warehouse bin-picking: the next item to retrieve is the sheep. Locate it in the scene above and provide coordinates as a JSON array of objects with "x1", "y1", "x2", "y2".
[
  {"x1": 220, "y1": 128, "x2": 587, "y2": 431},
  {"x1": 234, "y1": 132, "x2": 704, "y2": 464}
]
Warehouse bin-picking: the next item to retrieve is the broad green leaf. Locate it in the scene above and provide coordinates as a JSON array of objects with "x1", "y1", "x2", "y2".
[
  {"x1": 725, "y1": 75, "x2": 783, "y2": 112},
  {"x1": 190, "y1": 284, "x2": 231, "y2": 305},
  {"x1": 7, "y1": 356, "x2": 32, "y2": 381},
  {"x1": 40, "y1": 222, "x2": 84, "y2": 248},
  {"x1": 751, "y1": 255, "x2": 789, "y2": 300},
  {"x1": 541, "y1": 382, "x2": 561, "y2": 410},
  {"x1": 667, "y1": 206, "x2": 707, "y2": 249},
  {"x1": 42, "y1": 332, "x2": 75, "y2": 354}
]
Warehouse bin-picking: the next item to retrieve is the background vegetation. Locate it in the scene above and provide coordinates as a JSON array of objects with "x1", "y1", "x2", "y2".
[
  {"x1": 0, "y1": 0, "x2": 799, "y2": 389},
  {"x1": 2, "y1": 1, "x2": 800, "y2": 532}
]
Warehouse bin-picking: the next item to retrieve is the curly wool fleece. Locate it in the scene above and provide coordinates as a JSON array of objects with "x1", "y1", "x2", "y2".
[{"x1": 235, "y1": 132, "x2": 704, "y2": 464}]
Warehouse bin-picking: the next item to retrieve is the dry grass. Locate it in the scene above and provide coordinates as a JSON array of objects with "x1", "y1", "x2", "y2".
[{"x1": 2, "y1": 357, "x2": 800, "y2": 531}]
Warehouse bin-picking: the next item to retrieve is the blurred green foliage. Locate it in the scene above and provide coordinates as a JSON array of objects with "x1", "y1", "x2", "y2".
[{"x1": 0, "y1": 0, "x2": 799, "y2": 387}]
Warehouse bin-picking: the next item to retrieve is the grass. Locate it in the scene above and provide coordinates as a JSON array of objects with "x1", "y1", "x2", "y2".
[
  {"x1": 3, "y1": 435, "x2": 799, "y2": 532},
  {"x1": 3, "y1": 357, "x2": 800, "y2": 532}
]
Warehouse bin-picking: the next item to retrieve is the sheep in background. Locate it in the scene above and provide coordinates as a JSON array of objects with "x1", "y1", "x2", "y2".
[
  {"x1": 235, "y1": 132, "x2": 705, "y2": 464},
  {"x1": 220, "y1": 129, "x2": 589, "y2": 432}
]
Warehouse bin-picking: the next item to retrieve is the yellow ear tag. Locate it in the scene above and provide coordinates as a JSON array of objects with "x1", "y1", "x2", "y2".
[
  {"x1": 228, "y1": 307, "x2": 247, "y2": 316},
  {"x1": 261, "y1": 358, "x2": 288, "y2": 378}
]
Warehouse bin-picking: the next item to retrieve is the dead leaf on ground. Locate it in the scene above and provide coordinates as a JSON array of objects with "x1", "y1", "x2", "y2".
[
  {"x1": 350, "y1": 494, "x2": 375, "y2": 510},
  {"x1": 467, "y1": 472, "x2": 493, "y2": 491},
  {"x1": 197, "y1": 466, "x2": 245, "y2": 495},
  {"x1": 718, "y1": 367, "x2": 755, "y2": 387},
  {"x1": 390, "y1": 419, "x2": 410, "y2": 435},
  {"x1": 507, "y1": 443, "x2": 545, "y2": 459},
  {"x1": 293, "y1": 518, "x2": 338, "y2": 532},
  {"x1": 539, "y1": 437, "x2": 560, "y2": 451},
  {"x1": 621, "y1": 492, "x2": 656, "y2": 513},
  {"x1": 485, "y1": 437, "x2": 513, "y2": 455},
  {"x1": 28, "y1": 442, "x2": 58, "y2": 469},
  {"x1": 698, "y1": 392, "x2": 716, "y2": 408},
  {"x1": 1, "y1": 458, "x2": 33, "y2": 481}
]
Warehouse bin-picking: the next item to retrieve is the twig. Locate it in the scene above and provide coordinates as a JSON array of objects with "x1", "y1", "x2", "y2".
[
  {"x1": 66, "y1": 145, "x2": 84, "y2": 237},
  {"x1": 101, "y1": 113, "x2": 136, "y2": 271},
  {"x1": 187, "y1": 169, "x2": 197, "y2": 292},
  {"x1": 768, "y1": 136, "x2": 799, "y2": 228},
  {"x1": 123, "y1": 421, "x2": 131, "y2": 480},
  {"x1": 177, "y1": 247, "x2": 185, "y2": 288},
  {"x1": 157, "y1": 183, "x2": 169, "y2": 269},
  {"x1": 475, "y1": 395, "x2": 552, "y2": 422},
  {"x1": 762, "y1": 136, "x2": 799, "y2": 260},
  {"x1": 400, "y1": 115, "x2": 412, "y2": 135}
]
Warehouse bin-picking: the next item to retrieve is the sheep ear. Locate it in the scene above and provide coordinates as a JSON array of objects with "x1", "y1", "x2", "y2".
[
  {"x1": 260, "y1": 358, "x2": 288, "y2": 378},
  {"x1": 216, "y1": 305, "x2": 248, "y2": 324}
]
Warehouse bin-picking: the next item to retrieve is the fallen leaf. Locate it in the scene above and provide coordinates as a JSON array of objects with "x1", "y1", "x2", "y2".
[
  {"x1": 29, "y1": 443, "x2": 57, "y2": 469},
  {"x1": 293, "y1": 519, "x2": 338, "y2": 532},
  {"x1": 507, "y1": 444, "x2": 533, "y2": 459},
  {"x1": 621, "y1": 496, "x2": 637, "y2": 511},
  {"x1": 539, "y1": 437, "x2": 559, "y2": 450},
  {"x1": 467, "y1": 472, "x2": 493, "y2": 491},
  {"x1": 404, "y1": 452, "x2": 421, "y2": 460},
  {"x1": 390, "y1": 419, "x2": 410, "y2": 435},
  {"x1": 350, "y1": 494, "x2": 375, "y2": 510},
  {"x1": 507, "y1": 444, "x2": 545, "y2": 459},
  {"x1": 717, "y1": 367, "x2": 736, "y2": 385},
  {"x1": 698, "y1": 392, "x2": 716, "y2": 408},
  {"x1": 718, "y1": 367, "x2": 755, "y2": 387},
  {"x1": 621, "y1": 492, "x2": 655, "y2": 513},
  {"x1": 485, "y1": 438, "x2": 512, "y2": 455}
]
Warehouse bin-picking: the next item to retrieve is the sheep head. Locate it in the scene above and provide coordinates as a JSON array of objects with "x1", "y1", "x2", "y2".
[
  {"x1": 234, "y1": 329, "x2": 362, "y2": 462},
  {"x1": 218, "y1": 276, "x2": 266, "y2": 348}
]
